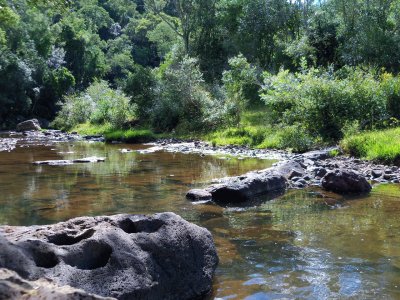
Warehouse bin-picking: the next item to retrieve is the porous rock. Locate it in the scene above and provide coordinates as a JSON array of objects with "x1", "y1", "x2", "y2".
[
  {"x1": 16, "y1": 119, "x2": 41, "y2": 132},
  {"x1": 0, "y1": 213, "x2": 218, "y2": 300},
  {"x1": 0, "y1": 268, "x2": 114, "y2": 300},
  {"x1": 322, "y1": 169, "x2": 372, "y2": 194}
]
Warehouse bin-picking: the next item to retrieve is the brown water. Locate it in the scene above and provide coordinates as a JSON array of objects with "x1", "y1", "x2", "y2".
[{"x1": 1, "y1": 141, "x2": 400, "y2": 299}]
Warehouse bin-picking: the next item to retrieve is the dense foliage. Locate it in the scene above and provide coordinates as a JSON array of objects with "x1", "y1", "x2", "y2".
[{"x1": 2, "y1": 0, "x2": 400, "y2": 152}]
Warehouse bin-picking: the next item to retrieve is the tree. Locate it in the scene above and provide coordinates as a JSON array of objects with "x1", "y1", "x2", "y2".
[{"x1": 144, "y1": 0, "x2": 198, "y2": 54}]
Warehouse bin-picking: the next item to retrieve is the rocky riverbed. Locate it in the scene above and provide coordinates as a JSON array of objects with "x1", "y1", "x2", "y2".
[
  {"x1": 130, "y1": 139, "x2": 400, "y2": 205},
  {"x1": 0, "y1": 129, "x2": 104, "y2": 152}
]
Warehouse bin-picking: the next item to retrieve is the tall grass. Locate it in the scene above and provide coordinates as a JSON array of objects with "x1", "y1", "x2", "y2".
[
  {"x1": 72, "y1": 123, "x2": 156, "y2": 143},
  {"x1": 341, "y1": 127, "x2": 400, "y2": 164}
]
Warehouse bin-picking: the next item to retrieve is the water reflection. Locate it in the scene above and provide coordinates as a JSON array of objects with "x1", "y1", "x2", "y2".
[{"x1": 0, "y1": 140, "x2": 400, "y2": 299}]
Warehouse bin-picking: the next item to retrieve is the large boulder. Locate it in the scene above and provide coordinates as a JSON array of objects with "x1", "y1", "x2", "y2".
[
  {"x1": 322, "y1": 169, "x2": 372, "y2": 194},
  {"x1": 0, "y1": 268, "x2": 114, "y2": 300},
  {"x1": 0, "y1": 213, "x2": 218, "y2": 300},
  {"x1": 204, "y1": 171, "x2": 287, "y2": 204},
  {"x1": 16, "y1": 119, "x2": 41, "y2": 131}
]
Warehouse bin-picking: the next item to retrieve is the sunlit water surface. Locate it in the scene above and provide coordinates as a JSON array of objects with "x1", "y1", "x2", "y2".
[{"x1": 0, "y1": 141, "x2": 399, "y2": 299}]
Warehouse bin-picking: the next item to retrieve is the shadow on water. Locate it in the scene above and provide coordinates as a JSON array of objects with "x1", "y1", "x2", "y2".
[{"x1": 1, "y1": 140, "x2": 400, "y2": 299}]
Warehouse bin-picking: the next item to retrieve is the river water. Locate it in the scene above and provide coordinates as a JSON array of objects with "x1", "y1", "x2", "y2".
[{"x1": 0, "y1": 140, "x2": 399, "y2": 299}]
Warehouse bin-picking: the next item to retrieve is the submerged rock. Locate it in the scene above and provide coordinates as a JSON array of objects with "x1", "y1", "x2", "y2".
[
  {"x1": 34, "y1": 157, "x2": 106, "y2": 165},
  {"x1": 322, "y1": 169, "x2": 372, "y2": 194},
  {"x1": 0, "y1": 213, "x2": 218, "y2": 300},
  {"x1": 16, "y1": 119, "x2": 41, "y2": 132},
  {"x1": 0, "y1": 268, "x2": 114, "y2": 300}
]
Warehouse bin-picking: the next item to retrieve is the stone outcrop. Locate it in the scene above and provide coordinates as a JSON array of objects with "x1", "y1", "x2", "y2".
[
  {"x1": 0, "y1": 268, "x2": 114, "y2": 300},
  {"x1": 16, "y1": 119, "x2": 41, "y2": 132},
  {"x1": 0, "y1": 213, "x2": 218, "y2": 300},
  {"x1": 322, "y1": 169, "x2": 372, "y2": 194}
]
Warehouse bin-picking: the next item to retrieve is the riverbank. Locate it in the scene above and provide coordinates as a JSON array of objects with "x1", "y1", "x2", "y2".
[{"x1": 71, "y1": 120, "x2": 400, "y2": 168}]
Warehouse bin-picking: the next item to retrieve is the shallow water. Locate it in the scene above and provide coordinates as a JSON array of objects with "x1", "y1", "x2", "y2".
[{"x1": 0, "y1": 140, "x2": 399, "y2": 299}]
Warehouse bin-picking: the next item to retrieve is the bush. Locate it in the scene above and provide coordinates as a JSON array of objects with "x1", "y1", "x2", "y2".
[
  {"x1": 52, "y1": 80, "x2": 136, "y2": 130},
  {"x1": 222, "y1": 54, "x2": 260, "y2": 122},
  {"x1": 151, "y1": 56, "x2": 231, "y2": 132},
  {"x1": 261, "y1": 67, "x2": 389, "y2": 141}
]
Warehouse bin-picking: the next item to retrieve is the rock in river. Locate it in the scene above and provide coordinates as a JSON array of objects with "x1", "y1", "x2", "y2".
[
  {"x1": 189, "y1": 171, "x2": 287, "y2": 204},
  {"x1": 16, "y1": 119, "x2": 41, "y2": 132},
  {"x1": 322, "y1": 169, "x2": 372, "y2": 194},
  {"x1": 0, "y1": 213, "x2": 218, "y2": 300},
  {"x1": 34, "y1": 156, "x2": 106, "y2": 165}
]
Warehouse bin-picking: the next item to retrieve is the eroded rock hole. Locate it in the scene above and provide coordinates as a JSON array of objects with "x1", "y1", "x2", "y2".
[
  {"x1": 64, "y1": 240, "x2": 112, "y2": 270},
  {"x1": 47, "y1": 229, "x2": 95, "y2": 246},
  {"x1": 31, "y1": 248, "x2": 59, "y2": 268},
  {"x1": 119, "y1": 218, "x2": 164, "y2": 234}
]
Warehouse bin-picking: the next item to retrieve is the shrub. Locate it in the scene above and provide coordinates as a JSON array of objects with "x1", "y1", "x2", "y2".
[
  {"x1": 151, "y1": 56, "x2": 231, "y2": 132},
  {"x1": 261, "y1": 67, "x2": 389, "y2": 141},
  {"x1": 52, "y1": 80, "x2": 136, "y2": 130},
  {"x1": 222, "y1": 54, "x2": 260, "y2": 122}
]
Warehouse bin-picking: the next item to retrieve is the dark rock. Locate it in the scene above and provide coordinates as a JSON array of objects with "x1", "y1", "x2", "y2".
[
  {"x1": 322, "y1": 169, "x2": 372, "y2": 194},
  {"x1": 0, "y1": 213, "x2": 218, "y2": 300},
  {"x1": 0, "y1": 268, "x2": 114, "y2": 299},
  {"x1": 186, "y1": 189, "x2": 212, "y2": 201},
  {"x1": 207, "y1": 172, "x2": 286, "y2": 204},
  {"x1": 16, "y1": 119, "x2": 41, "y2": 132},
  {"x1": 384, "y1": 174, "x2": 394, "y2": 180},
  {"x1": 312, "y1": 167, "x2": 327, "y2": 178},
  {"x1": 371, "y1": 169, "x2": 383, "y2": 178},
  {"x1": 275, "y1": 161, "x2": 305, "y2": 179}
]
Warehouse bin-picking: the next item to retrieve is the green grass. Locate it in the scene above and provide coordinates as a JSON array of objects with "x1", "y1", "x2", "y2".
[
  {"x1": 104, "y1": 129, "x2": 155, "y2": 143},
  {"x1": 72, "y1": 123, "x2": 156, "y2": 143},
  {"x1": 204, "y1": 108, "x2": 317, "y2": 152},
  {"x1": 341, "y1": 127, "x2": 400, "y2": 164}
]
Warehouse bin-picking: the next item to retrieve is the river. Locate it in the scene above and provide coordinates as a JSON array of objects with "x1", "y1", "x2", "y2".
[{"x1": 0, "y1": 140, "x2": 399, "y2": 299}]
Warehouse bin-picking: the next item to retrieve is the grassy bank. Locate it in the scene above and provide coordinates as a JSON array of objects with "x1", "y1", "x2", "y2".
[
  {"x1": 71, "y1": 109, "x2": 321, "y2": 153},
  {"x1": 71, "y1": 117, "x2": 400, "y2": 166},
  {"x1": 73, "y1": 123, "x2": 156, "y2": 143},
  {"x1": 341, "y1": 127, "x2": 400, "y2": 164},
  {"x1": 204, "y1": 109, "x2": 319, "y2": 153}
]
